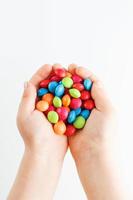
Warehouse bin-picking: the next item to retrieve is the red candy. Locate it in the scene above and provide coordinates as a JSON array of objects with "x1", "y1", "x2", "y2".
[
  {"x1": 83, "y1": 99, "x2": 95, "y2": 110},
  {"x1": 56, "y1": 107, "x2": 69, "y2": 121},
  {"x1": 65, "y1": 125, "x2": 76, "y2": 136},
  {"x1": 81, "y1": 90, "x2": 91, "y2": 100},
  {"x1": 70, "y1": 98, "x2": 82, "y2": 109},
  {"x1": 45, "y1": 105, "x2": 55, "y2": 115},
  {"x1": 72, "y1": 74, "x2": 83, "y2": 83},
  {"x1": 50, "y1": 75, "x2": 62, "y2": 82},
  {"x1": 39, "y1": 79, "x2": 50, "y2": 88},
  {"x1": 54, "y1": 68, "x2": 66, "y2": 78},
  {"x1": 73, "y1": 83, "x2": 84, "y2": 91}
]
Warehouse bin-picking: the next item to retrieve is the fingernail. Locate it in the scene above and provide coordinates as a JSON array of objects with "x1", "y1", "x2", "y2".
[{"x1": 24, "y1": 81, "x2": 29, "y2": 89}]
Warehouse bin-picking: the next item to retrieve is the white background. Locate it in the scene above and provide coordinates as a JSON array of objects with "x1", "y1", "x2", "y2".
[{"x1": 0, "y1": 0, "x2": 133, "y2": 199}]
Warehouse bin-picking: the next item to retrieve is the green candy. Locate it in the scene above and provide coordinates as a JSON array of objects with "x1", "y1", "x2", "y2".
[
  {"x1": 69, "y1": 88, "x2": 81, "y2": 98},
  {"x1": 62, "y1": 77, "x2": 73, "y2": 88},
  {"x1": 53, "y1": 96, "x2": 62, "y2": 108},
  {"x1": 47, "y1": 111, "x2": 59, "y2": 124},
  {"x1": 73, "y1": 116, "x2": 86, "y2": 129}
]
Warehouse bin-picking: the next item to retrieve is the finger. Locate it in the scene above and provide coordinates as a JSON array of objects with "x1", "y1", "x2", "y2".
[
  {"x1": 18, "y1": 82, "x2": 36, "y2": 118},
  {"x1": 52, "y1": 63, "x2": 63, "y2": 70},
  {"x1": 68, "y1": 63, "x2": 78, "y2": 74},
  {"x1": 30, "y1": 64, "x2": 52, "y2": 87},
  {"x1": 75, "y1": 67, "x2": 112, "y2": 112}
]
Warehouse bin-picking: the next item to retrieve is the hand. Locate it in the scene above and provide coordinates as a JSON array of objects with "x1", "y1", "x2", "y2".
[
  {"x1": 68, "y1": 65, "x2": 116, "y2": 161},
  {"x1": 17, "y1": 64, "x2": 68, "y2": 160}
]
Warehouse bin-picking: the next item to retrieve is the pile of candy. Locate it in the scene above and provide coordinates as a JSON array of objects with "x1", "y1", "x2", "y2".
[{"x1": 36, "y1": 68, "x2": 95, "y2": 136}]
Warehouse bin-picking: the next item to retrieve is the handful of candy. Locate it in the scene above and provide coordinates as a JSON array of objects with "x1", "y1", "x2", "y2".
[{"x1": 36, "y1": 67, "x2": 95, "y2": 136}]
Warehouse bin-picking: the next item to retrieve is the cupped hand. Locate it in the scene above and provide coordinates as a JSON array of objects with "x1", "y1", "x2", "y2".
[{"x1": 17, "y1": 64, "x2": 68, "y2": 161}]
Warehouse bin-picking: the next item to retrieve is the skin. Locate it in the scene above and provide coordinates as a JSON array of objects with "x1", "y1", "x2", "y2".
[
  {"x1": 8, "y1": 64, "x2": 68, "y2": 200},
  {"x1": 8, "y1": 63, "x2": 126, "y2": 200},
  {"x1": 68, "y1": 65, "x2": 125, "y2": 200}
]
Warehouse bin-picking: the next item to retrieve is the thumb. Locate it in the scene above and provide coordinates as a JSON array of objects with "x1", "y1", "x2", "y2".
[{"x1": 18, "y1": 82, "x2": 37, "y2": 118}]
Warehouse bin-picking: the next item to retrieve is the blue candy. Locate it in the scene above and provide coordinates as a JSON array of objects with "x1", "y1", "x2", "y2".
[
  {"x1": 55, "y1": 84, "x2": 65, "y2": 97},
  {"x1": 81, "y1": 109, "x2": 90, "y2": 120},
  {"x1": 84, "y1": 79, "x2": 92, "y2": 90},
  {"x1": 74, "y1": 108, "x2": 82, "y2": 116},
  {"x1": 37, "y1": 88, "x2": 48, "y2": 97},
  {"x1": 48, "y1": 81, "x2": 58, "y2": 93},
  {"x1": 68, "y1": 110, "x2": 76, "y2": 124}
]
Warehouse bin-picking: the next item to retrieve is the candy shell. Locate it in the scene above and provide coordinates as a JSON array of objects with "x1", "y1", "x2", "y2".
[
  {"x1": 47, "y1": 111, "x2": 59, "y2": 124},
  {"x1": 74, "y1": 108, "x2": 82, "y2": 116},
  {"x1": 72, "y1": 74, "x2": 83, "y2": 83},
  {"x1": 50, "y1": 75, "x2": 62, "y2": 82},
  {"x1": 54, "y1": 121, "x2": 66, "y2": 135},
  {"x1": 36, "y1": 100, "x2": 49, "y2": 112},
  {"x1": 65, "y1": 125, "x2": 76, "y2": 136},
  {"x1": 42, "y1": 93, "x2": 54, "y2": 105},
  {"x1": 81, "y1": 109, "x2": 90, "y2": 119},
  {"x1": 37, "y1": 88, "x2": 48, "y2": 97},
  {"x1": 45, "y1": 105, "x2": 55, "y2": 115},
  {"x1": 83, "y1": 99, "x2": 95, "y2": 110},
  {"x1": 62, "y1": 77, "x2": 73, "y2": 88},
  {"x1": 66, "y1": 72, "x2": 72, "y2": 77},
  {"x1": 70, "y1": 98, "x2": 82, "y2": 109},
  {"x1": 84, "y1": 79, "x2": 92, "y2": 90},
  {"x1": 81, "y1": 90, "x2": 91, "y2": 100},
  {"x1": 39, "y1": 79, "x2": 50, "y2": 88},
  {"x1": 68, "y1": 110, "x2": 76, "y2": 124},
  {"x1": 73, "y1": 83, "x2": 84, "y2": 91},
  {"x1": 48, "y1": 81, "x2": 58, "y2": 93},
  {"x1": 54, "y1": 68, "x2": 66, "y2": 78},
  {"x1": 69, "y1": 88, "x2": 81, "y2": 98},
  {"x1": 53, "y1": 96, "x2": 62, "y2": 108},
  {"x1": 62, "y1": 94, "x2": 71, "y2": 107},
  {"x1": 55, "y1": 84, "x2": 65, "y2": 97},
  {"x1": 73, "y1": 116, "x2": 86, "y2": 129},
  {"x1": 56, "y1": 107, "x2": 69, "y2": 121}
]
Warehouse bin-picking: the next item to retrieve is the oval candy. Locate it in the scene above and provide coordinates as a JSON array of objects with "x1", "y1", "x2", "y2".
[
  {"x1": 81, "y1": 90, "x2": 91, "y2": 100},
  {"x1": 81, "y1": 109, "x2": 90, "y2": 120},
  {"x1": 62, "y1": 77, "x2": 73, "y2": 88},
  {"x1": 70, "y1": 98, "x2": 82, "y2": 109},
  {"x1": 36, "y1": 100, "x2": 49, "y2": 112},
  {"x1": 73, "y1": 83, "x2": 84, "y2": 91},
  {"x1": 73, "y1": 116, "x2": 86, "y2": 129},
  {"x1": 56, "y1": 107, "x2": 69, "y2": 121},
  {"x1": 54, "y1": 121, "x2": 66, "y2": 135},
  {"x1": 83, "y1": 99, "x2": 95, "y2": 110},
  {"x1": 55, "y1": 84, "x2": 65, "y2": 97},
  {"x1": 47, "y1": 111, "x2": 59, "y2": 124},
  {"x1": 65, "y1": 125, "x2": 76, "y2": 136},
  {"x1": 48, "y1": 81, "x2": 58, "y2": 93},
  {"x1": 69, "y1": 88, "x2": 81, "y2": 98},
  {"x1": 62, "y1": 94, "x2": 71, "y2": 107},
  {"x1": 83, "y1": 79, "x2": 92, "y2": 90},
  {"x1": 37, "y1": 88, "x2": 48, "y2": 97},
  {"x1": 68, "y1": 110, "x2": 76, "y2": 124},
  {"x1": 53, "y1": 96, "x2": 62, "y2": 108},
  {"x1": 42, "y1": 93, "x2": 54, "y2": 105}
]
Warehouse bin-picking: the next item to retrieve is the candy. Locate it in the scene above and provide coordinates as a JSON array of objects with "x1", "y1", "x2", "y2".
[
  {"x1": 54, "y1": 68, "x2": 66, "y2": 78},
  {"x1": 73, "y1": 116, "x2": 86, "y2": 129},
  {"x1": 65, "y1": 125, "x2": 76, "y2": 136},
  {"x1": 37, "y1": 88, "x2": 48, "y2": 97},
  {"x1": 70, "y1": 98, "x2": 82, "y2": 109},
  {"x1": 55, "y1": 84, "x2": 65, "y2": 97},
  {"x1": 42, "y1": 93, "x2": 54, "y2": 105},
  {"x1": 74, "y1": 108, "x2": 82, "y2": 116},
  {"x1": 47, "y1": 111, "x2": 59, "y2": 124},
  {"x1": 48, "y1": 81, "x2": 58, "y2": 93},
  {"x1": 36, "y1": 66, "x2": 95, "y2": 136},
  {"x1": 56, "y1": 107, "x2": 69, "y2": 121},
  {"x1": 81, "y1": 109, "x2": 90, "y2": 119},
  {"x1": 83, "y1": 79, "x2": 92, "y2": 90},
  {"x1": 81, "y1": 90, "x2": 91, "y2": 100},
  {"x1": 83, "y1": 99, "x2": 95, "y2": 110},
  {"x1": 62, "y1": 94, "x2": 71, "y2": 107},
  {"x1": 39, "y1": 79, "x2": 50, "y2": 88},
  {"x1": 73, "y1": 83, "x2": 84, "y2": 91},
  {"x1": 62, "y1": 77, "x2": 73, "y2": 88},
  {"x1": 72, "y1": 74, "x2": 83, "y2": 83},
  {"x1": 36, "y1": 100, "x2": 49, "y2": 112},
  {"x1": 69, "y1": 88, "x2": 81, "y2": 98},
  {"x1": 54, "y1": 121, "x2": 66, "y2": 135},
  {"x1": 53, "y1": 96, "x2": 62, "y2": 108},
  {"x1": 68, "y1": 110, "x2": 76, "y2": 124}
]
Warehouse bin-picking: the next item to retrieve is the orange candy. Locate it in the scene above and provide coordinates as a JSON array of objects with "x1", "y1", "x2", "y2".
[
  {"x1": 42, "y1": 93, "x2": 54, "y2": 105},
  {"x1": 36, "y1": 100, "x2": 49, "y2": 112},
  {"x1": 66, "y1": 72, "x2": 72, "y2": 77},
  {"x1": 62, "y1": 94, "x2": 71, "y2": 107},
  {"x1": 54, "y1": 121, "x2": 66, "y2": 135}
]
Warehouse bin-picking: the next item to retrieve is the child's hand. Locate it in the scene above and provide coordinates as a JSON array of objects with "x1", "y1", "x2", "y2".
[
  {"x1": 68, "y1": 65, "x2": 116, "y2": 160},
  {"x1": 17, "y1": 64, "x2": 68, "y2": 160}
]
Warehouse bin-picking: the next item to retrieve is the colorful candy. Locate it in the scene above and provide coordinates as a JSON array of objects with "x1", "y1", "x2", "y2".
[
  {"x1": 36, "y1": 66, "x2": 95, "y2": 136},
  {"x1": 47, "y1": 111, "x2": 59, "y2": 124}
]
